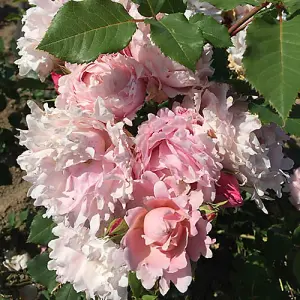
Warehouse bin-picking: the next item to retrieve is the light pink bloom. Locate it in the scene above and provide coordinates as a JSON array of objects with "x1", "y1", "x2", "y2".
[
  {"x1": 289, "y1": 168, "x2": 300, "y2": 211},
  {"x1": 134, "y1": 106, "x2": 221, "y2": 205},
  {"x1": 17, "y1": 101, "x2": 134, "y2": 226},
  {"x1": 122, "y1": 180, "x2": 214, "y2": 295},
  {"x1": 185, "y1": 83, "x2": 293, "y2": 212},
  {"x1": 215, "y1": 172, "x2": 243, "y2": 208},
  {"x1": 56, "y1": 54, "x2": 147, "y2": 121},
  {"x1": 15, "y1": 0, "x2": 72, "y2": 81},
  {"x1": 128, "y1": 26, "x2": 213, "y2": 100}
]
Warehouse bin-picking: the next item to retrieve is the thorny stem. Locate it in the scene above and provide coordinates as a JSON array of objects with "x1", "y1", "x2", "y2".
[
  {"x1": 133, "y1": 18, "x2": 146, "y2": 23},
  {"x1": 229, "y1": 2, "x2": 270, "y2": 36},
  {"x1": 230, "y1": 17, "x2": 253, "y2": 36}
]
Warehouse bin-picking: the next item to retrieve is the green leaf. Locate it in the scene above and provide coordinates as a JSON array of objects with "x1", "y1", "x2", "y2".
[
  {"x1": 207, "y1": 0, "x2": 260, "y2": 10},
  {"x1": 284, "y1": 117, "x2": 300, "y2": 136},
  {"x1": 190, "y1": 13, "x2": 232, "y2": 48},
  {"x1": 39, "y1": 290, "x2": 51, "y2": 300},
  {"x1": 265, "y1": 226, "x2": 292, "y2": 261},
  {"x1": 243, "y1": 16, "x2": 300, "y2": 121},
  {"x1": 18, "y1": 208, "x2": 29, "y2": 224},
  {"x1": 128, "y1": 271, "x2": 144, "y2": 299},
  {"x1": 135, "y1": 0, "x2": 165, "y2": 17},
  {"x1": 38, "y1": 0, "x2": 137, "y2": 63},
  {"x1": 55, "y1": 283, "x2": 83, "y2": 300},
  {"x1": 7, "y1": 212, "x2": 16, "y2": 228},
  {"x1": 293, "y1": 251, "x2": 300, "y2": 284},
  {"x1": 28, "y1": 213, "x2": 56, "y2": 245},
  {"x1": 160, "y1": 0, "x2": 186, "y2": 14},
  {"x1": 0, "y1": 38, "x2": 4, "y2": 53},
  {"x1": 142, "y1": 296, "x2": 157, "y2": 300},
  {"x1": 27, "y1": 253, "x2": 57, "y2": 292},
  {"x1": 146, "y1": 13, "x2": 204, "y2": 71},
  {"x1": 249, "y1": 101, "x2": 300, "y2": 136},
  {"x1": 293, "y1": 225, "x2": 300, "y2": 246},
  {"x1": 283, "y1": 0, "x2": 300, "y2": 14},
  {"x1": 5, "y1": 13, "x2": 21, "y2": 22}
]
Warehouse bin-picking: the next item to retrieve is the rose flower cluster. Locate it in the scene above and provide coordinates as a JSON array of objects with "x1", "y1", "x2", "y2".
[{"x1": 16, "y1": 0, "x2": 299, "y2": 299}]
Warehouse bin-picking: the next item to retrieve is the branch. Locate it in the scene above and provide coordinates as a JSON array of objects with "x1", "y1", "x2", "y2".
[{"x1": 229, "y1": 2, "x2": 269, "y2": 36}]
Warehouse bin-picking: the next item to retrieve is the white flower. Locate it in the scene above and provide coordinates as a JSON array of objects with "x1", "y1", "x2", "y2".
[
  {"x1": 228, "y1": 30, "x2": 247, "y2": 74},
  {"x1": 227, "y1": 5, "x2": 254, "y2": 74},
  {"x1": 48, "y1": 217, "x2": 128, "y2": 300},
  {"x1": 3, "y1": 253, "x2": 30, "y2": 271}
]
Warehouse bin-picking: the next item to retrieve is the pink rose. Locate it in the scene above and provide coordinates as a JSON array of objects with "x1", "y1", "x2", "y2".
[
  {"x1": 215, "y1": 172, "x2": 243, "y2": 208},
  {"x1": 289, "y1": 168, "x2": 300, "y2": 211},
  {"x1": 127, "y1": 27, "x2": 213, "y2": 100},
  {"x1": 56, "y1": 54, "x2": 147, "y2": 121},
  {"x1": 122, "y1": 181, "x2": 214, "y2": 295},
  {"x1": 134, "y1": 106, "x2": 222, "y2": 206}
]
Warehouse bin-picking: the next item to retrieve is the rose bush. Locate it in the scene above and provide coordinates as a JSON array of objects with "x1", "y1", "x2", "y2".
[{"x1": 13, "y1": 0, "x2": 300, "y2": 299}]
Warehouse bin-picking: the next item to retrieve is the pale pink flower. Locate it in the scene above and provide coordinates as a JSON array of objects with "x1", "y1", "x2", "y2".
[
  {"x1": 56, "y1": 54, "x2": 147, "y2": 121},
  {"x1": 215, "y1": 172, "x2": 243, "y2": 208},
  {"x1": 48, "y1": 217, "x2": 128, "y2": 300},
  {"x1": 128, "y1": 26, "x2": 213, "y2": 100},
  {"x1": 289, "y1": 168, "x2": 300, "y2": 211},
  {"x1": 15, "y1": 0, "x2": 72, "y2": 81},
  {"x1": 132, "y1": 171, "x2": 192, "y2": 206},
  {"x1": 134, "y1": 106, "x2": 222, "y2": 204},
  {"x1": 186, "y1": 83, "x2": 293, "y2": 212},
  {"x1": 17, "y1": 101, "x2": 134, "y2": 225},
  {"x1": 122, "y1": 180, "x2": 214, "y2": 295}
]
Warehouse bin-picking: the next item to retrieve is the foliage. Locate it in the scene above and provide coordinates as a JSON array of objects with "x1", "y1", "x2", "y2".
[
  {"x1": 189, "y1": 13, "x2": 232, "y2": 48},
  {"x1": 38, "y1": 0, "x2": 137, "y2": 63},
  {"x1": 28, "y1": 213, "x2": 56, "y2": 245},
  {"x1": 243, "y1": 15, "x2": 300, "y2": 121},
  {"x1": 55, "y1": 284, "x2": 85, "y2": 300},
  {"x1": 146, "y1": 14, "x2": 204, "y2": 70},
  {"x1": 249, "y1": 101, "x2": 300, "y2": 136},
  {"x1": 27, "y1": 253, "x2": 57, "y2": 293}
]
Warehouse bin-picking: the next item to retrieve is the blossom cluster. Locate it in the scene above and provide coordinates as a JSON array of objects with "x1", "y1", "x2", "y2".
[{"x1": 16, "y1": 0, "x2": 298, "y2": 299}]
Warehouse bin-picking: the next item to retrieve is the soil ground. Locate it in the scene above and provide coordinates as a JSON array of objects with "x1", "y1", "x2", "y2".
[{"x1": 0, "y1": 1, "x2": 30, "y2": 229}]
